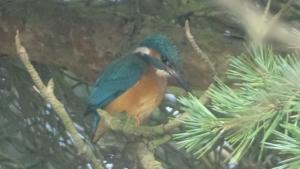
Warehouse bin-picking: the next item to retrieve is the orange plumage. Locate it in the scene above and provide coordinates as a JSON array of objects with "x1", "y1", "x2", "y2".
[{"x1": 92, "y1": 50, "x2": 167, "y2": 143}]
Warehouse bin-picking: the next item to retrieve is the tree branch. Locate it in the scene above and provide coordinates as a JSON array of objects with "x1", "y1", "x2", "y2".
[
  {"x1": 135, "y1": 143, "x2": 165, "y2": 169},
  {"x1": 185, "y1": 20, "x2": 217, "y2": 76},
  {"x1": 98, "y1": 110, "x2": 189, "y2": 137},
  {"x1": 15, "y1": 30, "x2": 104, "y2": 169}
]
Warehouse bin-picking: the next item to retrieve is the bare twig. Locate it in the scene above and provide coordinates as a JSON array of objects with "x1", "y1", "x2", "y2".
[
  {"x1": 15, "y1": 30, "x2": 104, "y2": 169},
  {"x1": 261, "y1": 0, "x2": 272, "y2": 24},
  {"x1": 219, "y1": 0, "x2": 296, "y2": 45},
  {"x1": 261, "y1": 0, "x2": 294, "y2": 39},
  {"x1": 184, "y1": 20, "x2": 217, "y2": 76},
  {"x1": 269, "y1": 0, "x2": 294, "y2": 26}
]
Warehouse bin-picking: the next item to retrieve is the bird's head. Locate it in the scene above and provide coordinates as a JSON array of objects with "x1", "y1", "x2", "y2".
[{"x1": 136, "y1": 34, "x2": 191, "y2": 92}]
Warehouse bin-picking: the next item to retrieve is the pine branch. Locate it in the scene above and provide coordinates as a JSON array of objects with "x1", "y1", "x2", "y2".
[
  {"x1": 175, "y1": 46, "x2": 300, "y2": 163},
  {"x1": 175, "y1": 94, "x2": 223, "y2": 158},
  {"x1": 15, "y1": 30, "x2": 105, "y2": 169}
]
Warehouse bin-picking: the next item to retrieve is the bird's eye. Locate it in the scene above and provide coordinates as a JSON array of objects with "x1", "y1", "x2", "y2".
[
  {"x1": 161, "y1": 55, "x2": 170, "y2": 66},
  {"x1": 161, "y1": 55, "x2": 167, "y2": 62}
]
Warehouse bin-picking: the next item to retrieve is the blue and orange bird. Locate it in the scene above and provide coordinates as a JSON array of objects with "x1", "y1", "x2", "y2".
[{"x1": 87, "y1": 34, "x2": 190, "y2": 143}]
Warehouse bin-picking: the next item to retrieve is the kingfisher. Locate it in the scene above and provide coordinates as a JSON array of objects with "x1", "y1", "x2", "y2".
[{"x1": 87, "y1": 34, "x2": 190, "y2": 143}]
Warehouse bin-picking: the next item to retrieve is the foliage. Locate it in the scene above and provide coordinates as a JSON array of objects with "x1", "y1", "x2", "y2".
[
  {"x1": 175, "y1": 46, "x2": 300, "y2": 166},
  {"x1": 266, "y1": 123, "x2": 300, "y2": 169}
]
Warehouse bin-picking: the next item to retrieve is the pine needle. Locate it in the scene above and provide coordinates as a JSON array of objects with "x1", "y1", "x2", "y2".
[{"x1": 174, "y1": 46, "x2": 300, "y2": 165}]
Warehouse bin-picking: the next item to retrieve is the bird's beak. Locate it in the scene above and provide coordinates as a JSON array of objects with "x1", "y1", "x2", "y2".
[{"x1": 165, "y1": 67, "x2": 191, "y2": 92}]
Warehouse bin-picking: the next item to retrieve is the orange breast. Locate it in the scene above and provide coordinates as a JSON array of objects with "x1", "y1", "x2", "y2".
[{"x1": 104, "y1": 67, "x2": 167, "y2": 123}]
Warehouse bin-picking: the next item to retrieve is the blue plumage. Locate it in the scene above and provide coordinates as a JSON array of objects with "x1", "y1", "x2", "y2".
[
  {"x1": 87, "y1": 53, "x2": 149, "y2": 110},
  {"x1": 140, "y1": 34, "x2": 180, "y2": 65}
]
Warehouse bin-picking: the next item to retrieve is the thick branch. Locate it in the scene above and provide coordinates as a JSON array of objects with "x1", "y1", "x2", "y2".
[
  {"x1": 98, "y1": 110, "x2": 189, "y2": 137},
  {"x1": 15, "y1": 30, "x2": 104, "y2": 169},
  {"x1": 147, "y1": 135, "x2": 172, "y2": 151},
  {"x1": 135, "y1": 143, "x2": 165, "y2": 169}
]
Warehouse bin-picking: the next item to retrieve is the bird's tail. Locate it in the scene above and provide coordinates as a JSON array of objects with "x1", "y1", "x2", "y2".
[{"x1": 84, "y1": 106, "x2": 107, "y2": 143}]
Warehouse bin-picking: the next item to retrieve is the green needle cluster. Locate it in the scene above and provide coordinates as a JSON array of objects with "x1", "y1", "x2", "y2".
[{"x1": 175, "y1": 46, "x2": 300, "y2": 167}]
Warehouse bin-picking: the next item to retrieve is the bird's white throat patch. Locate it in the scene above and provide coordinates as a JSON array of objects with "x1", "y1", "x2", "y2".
[
  {"x1": 155, "y1": 69, "x2": 170, "y2": 77},
  {"x1": 134, "y1": 47, "x2": 151, "y2": 55}
]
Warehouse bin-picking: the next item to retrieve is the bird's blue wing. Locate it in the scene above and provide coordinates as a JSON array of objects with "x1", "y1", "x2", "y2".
[
  {"x1": 87, "y1": 53, "x2": 149, "y2": 111},
  {"x1": 86, "y1": 53, "x2": 150, "y2": 140}
]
